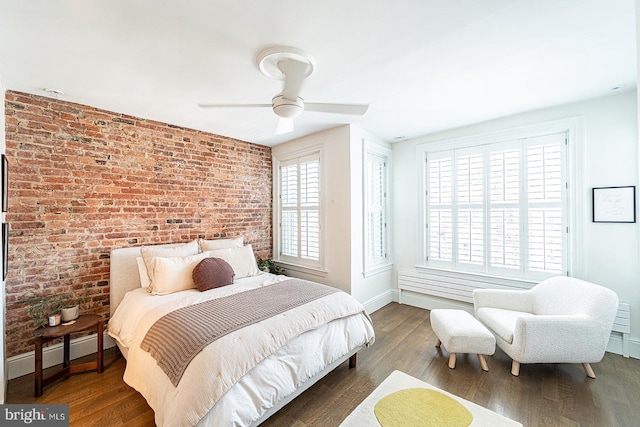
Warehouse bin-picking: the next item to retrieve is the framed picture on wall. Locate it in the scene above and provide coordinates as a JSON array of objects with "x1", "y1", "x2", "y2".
[
  {"x1": 2, "y1": 223, "x2": 7, "y2": 280},
  {"x1": 592, "y1": 186, "x2": 636, "y2": 223},
  {"x1": 1, "y1": 154, "x2": 7, "y2": 212}
]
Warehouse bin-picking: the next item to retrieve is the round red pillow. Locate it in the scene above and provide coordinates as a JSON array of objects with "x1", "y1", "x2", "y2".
[{"x1": 192, "y1": 257, "x2": 235, "y2": 291}]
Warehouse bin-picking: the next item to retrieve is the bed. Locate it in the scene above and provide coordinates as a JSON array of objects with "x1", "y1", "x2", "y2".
[{"x1": 107, "y1": 240, "x2": 375, "y2": 426}]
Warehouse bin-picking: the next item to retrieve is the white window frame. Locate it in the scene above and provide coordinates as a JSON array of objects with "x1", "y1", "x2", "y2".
[
  {"x1": 417, "y1": 117, "x2": 583, "y2": 281},
  {"x1": 273, "y1": 145, "x2": 325, "y2": 272},
  {"x1": 363, "y1": 140, "x2": 393, "y2": 276}
]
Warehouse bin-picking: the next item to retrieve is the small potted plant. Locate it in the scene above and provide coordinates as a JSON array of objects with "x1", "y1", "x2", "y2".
[
  {"x1": 60, "y1": 294, "x2": 80, "y2": 323},
  {"x1": 24, "y1": 294, "x2": 66, "y2": 328},
  {"x1": 25, "y1": 290, "x2": 87, "y2": 327},
  {"x1": 256, "y1": 257, "x2": 285, "y2": 275},
  {"x1": 59, "y1": 290, "x2": 89, "y2": 323}
]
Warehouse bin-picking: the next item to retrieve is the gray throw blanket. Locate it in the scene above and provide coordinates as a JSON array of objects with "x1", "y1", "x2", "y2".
[{"x1": 140, "y1": 279, "x2": 339, "y2": 386}]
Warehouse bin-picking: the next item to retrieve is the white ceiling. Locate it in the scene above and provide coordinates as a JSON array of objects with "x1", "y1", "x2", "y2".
[{"x1": 0, "y1": 0, "x2": 636, "y2": 146}]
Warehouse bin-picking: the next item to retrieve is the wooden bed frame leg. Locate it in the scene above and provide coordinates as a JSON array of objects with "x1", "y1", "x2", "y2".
[
  {"x1": 435, "y1": 338, "x2": 442, "y2": 348},
  {"x1": 349, "y1": 353, "x2": 357, "y2": 369}
]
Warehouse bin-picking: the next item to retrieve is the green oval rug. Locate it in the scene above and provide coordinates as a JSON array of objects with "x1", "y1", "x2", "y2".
[{"x1": 374, "y1": 388, "x2": 473, "y2": 427}]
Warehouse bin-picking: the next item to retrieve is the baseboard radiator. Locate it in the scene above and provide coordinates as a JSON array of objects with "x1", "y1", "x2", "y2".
[
  {"x1": 397, "y1": 268, "x2": 534, "y2": 305},
  {"x1": 398, "y1": 269, "x2": 631, "y2": 357},
  {"x1": 613, "y1": 303, "x2": 631, "y2": 357}
]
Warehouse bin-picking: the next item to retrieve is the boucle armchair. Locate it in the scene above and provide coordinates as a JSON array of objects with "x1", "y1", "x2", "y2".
[{"x1": 473, "y1": 276, "x2": 618, "y2": 378}]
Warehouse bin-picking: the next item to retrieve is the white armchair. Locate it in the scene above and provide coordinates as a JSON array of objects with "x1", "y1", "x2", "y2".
[{"x1": 473, "y1": 276, "x2": 618, "y2": 378}]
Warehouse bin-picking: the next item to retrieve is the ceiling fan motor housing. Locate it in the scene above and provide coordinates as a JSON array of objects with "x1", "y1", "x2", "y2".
[{"x1": 272, "y1": 94, "x2": 304, "y2": 119}]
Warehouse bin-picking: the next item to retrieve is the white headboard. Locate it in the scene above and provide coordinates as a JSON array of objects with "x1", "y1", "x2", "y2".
[{"x1": 109, "y1": 243, "x2": 185, "y2": 316}]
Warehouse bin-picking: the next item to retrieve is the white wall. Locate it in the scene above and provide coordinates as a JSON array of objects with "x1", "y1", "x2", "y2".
[
  {"x1": 349, "y1": 126, "x2": 395, "y2": 312},
  {"x1": 393, "y1": 90, "x2": 640, "y2": 357},
  {"x1": 271, "y1": 125, "x2": 395, "y2": 313},
  {"x1": 0, "y1": 76, "x2": 6, "y2": 402},
  {"x1": 271, "y1": 125, "x2": 353, "y2": 293}
]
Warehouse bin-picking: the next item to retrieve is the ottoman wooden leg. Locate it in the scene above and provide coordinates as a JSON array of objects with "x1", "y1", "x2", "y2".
[
  {"x1": 477, "y1": 354, "x2": 489, "y2": 372},
  {"x1": 435, "y1": 338, "x2": 442, "y2": 348},
  {"x1": 511, "y1": 360, "x2": 520, "y2": 376},
  {"x1": 448, "y1": 353, "x2": 456, "y2": 369}
]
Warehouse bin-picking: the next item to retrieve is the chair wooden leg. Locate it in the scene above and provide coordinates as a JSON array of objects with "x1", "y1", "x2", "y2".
[
  {"x1": 477, "y1": 354, "x2": 489, "y2": 371},
  {"x1": 448, "y1": 353, "x2": 456, "y2": 369},
  {"x1": 511, "y1": 360, "x2": 520, "y2": 376},
  {"x1": 582, "y1": 363, "x2": 596, "y2": 379},
  {"x1": 435, "y1": 338, "x2": 442, "y2": 348}
]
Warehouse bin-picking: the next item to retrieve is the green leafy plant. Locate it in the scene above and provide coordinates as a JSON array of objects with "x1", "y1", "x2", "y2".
[
  {"x1": 25, "y1": 291, "x2": 87, "y2": 328},
  {"x1": 25, "y1": 294, "x2": 66, "y2": 328},
  {"x1": 256, "y1": 257, "x2": 285, "y2": 275}
]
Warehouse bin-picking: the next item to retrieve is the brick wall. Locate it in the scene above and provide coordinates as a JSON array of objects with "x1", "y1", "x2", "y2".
[{"x1": 4, "y1": 91, "x2": 272, "y2": 358}]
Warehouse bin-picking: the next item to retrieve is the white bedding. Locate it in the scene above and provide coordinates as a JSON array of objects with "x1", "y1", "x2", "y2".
[{"x1": 108, "y1": 273, "x2": 375, "y2": 426}]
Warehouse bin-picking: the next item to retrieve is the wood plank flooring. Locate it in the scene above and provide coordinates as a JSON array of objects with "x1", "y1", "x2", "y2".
[{"x1": 7, "y1": 302, "x2": 640, "y2": 426}]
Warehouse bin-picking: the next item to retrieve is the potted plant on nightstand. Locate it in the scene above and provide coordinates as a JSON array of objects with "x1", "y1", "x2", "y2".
[
  {"x1": 25, "y1": 291, "x2": 87, "y2": 327},
  {"x1": 256, "y1": 257, "x2": 285, "y2": 275},
  {"x1": 59, "y1": 290, "x2": 89, "y2": 323},
  {"x1": 25, "y1": 294, "x2": 66, "y2": 328},
  {"x1": 60, "y1": 294, "x2": 80, "y2": 323}
]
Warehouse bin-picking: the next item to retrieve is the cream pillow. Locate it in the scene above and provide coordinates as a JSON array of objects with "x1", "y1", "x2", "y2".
[
  {"x1": 136, "y1": 257, "x2": 151, "y2": 288},
  {"x1": 209, "y1": 245, "x2": 259, "y2": 279},
  {"x1": 148, "y1": 252, "x2": 211, "y2": 295},
  {"x1": 140, "y1": 240, "x2": 200, "y2": 277},
  {"x1": 199, "y1": 237, "x2": 244, "y2": 251}
]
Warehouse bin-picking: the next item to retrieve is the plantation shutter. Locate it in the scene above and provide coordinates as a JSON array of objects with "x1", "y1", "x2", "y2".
[
  {"x1": 365, "y1": 152, "x2": 387, "y2": 266},
  {"x1": 424, "y1": 131, "x2": 567, "y2": 279},
  {"x1": 427, "y1": 155, "x2": 453, "y2": 263},
  {"x1": 281, "y1": 163, "x2": 298, "y2": 257},
  {"x1": 280, "y1": 154, "x2": 320, "y2": 262},
  {"x1": 489, "y1": 143, "x2": 521, "y2": 271},
  {"x1": 300, "y1": 159, "x2": 320, "y2": 260},
  {"x1": 526, "y1": 133, "x2": 565, "y2": 274},
  {"x1": 456, "y1": 151, "x2": 484, "y2": 266}
]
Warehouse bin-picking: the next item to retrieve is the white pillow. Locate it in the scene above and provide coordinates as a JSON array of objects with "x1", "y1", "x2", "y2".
[
  {"x1": 199, "y1": 237, "x2": 244, "y2": 251},
  {"x1": 148, "y1": 252, "x2": 211, "y2": 295},
  {"x1": 140, "y1": 240, "x2": 200, "y2": 277},
  {"x1": 136, "y1": 257, "x2": 151, "y2": 288},
  {"x1": 209, "y1": 245, "x2": 259, "y2": 279}
]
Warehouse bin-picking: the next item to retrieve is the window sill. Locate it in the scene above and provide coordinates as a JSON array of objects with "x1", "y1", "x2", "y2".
[
  {"x1": 277, "y1": 262, "x2": 328, "y2": 278},
  {"x1": 363, "y1": 263, "x2": 393, "y2": 278}
]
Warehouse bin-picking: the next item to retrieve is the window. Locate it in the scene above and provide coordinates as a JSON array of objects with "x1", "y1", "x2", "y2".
[
  {"x1": 424, "y1": 132, "x2": 568, "y2": 280},
  {"x1": 364, "y1": 149, "x2": 390, "y2": 273},
  {"x1": 277, "y1": 151, "x2": 322, "y2": 269}
]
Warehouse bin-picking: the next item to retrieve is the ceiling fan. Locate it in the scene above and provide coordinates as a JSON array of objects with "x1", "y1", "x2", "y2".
[{"x1": 198, "y1": 46, "x2": 369, "y2": 134}]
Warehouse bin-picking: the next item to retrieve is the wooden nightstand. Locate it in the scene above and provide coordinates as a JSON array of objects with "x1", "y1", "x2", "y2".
[{"x1": 33, "y1": 314, "x2": 104, "y2": 397}]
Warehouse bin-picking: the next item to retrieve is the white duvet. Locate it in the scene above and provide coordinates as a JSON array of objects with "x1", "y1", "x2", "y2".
[{"x1": 108, "y1": 273, "x2": 375, "y2": 426}]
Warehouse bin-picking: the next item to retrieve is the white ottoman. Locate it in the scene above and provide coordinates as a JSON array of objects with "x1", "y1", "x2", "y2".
[{"x1": 430, "y1": 309, "x2": 496, "y2": 371}]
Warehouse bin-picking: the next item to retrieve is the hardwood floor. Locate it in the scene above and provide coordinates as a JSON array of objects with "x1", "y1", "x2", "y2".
[{"x1": 7, "y1": 302, "x2": 640, "y2": 426}]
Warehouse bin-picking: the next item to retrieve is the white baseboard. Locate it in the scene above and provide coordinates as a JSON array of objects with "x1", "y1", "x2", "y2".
[
  {"x1": 630, "y1": 339, "x2": 640, "y2": 359},
  {"x1": 607, "y1": 334, "x2": 640, "y2": 359},
  {"x1": 362, "y1": 289, "x2": 397, "y2": 314},
  {"x1": 8, "y1": 332, "x2": 117, "y2": 380}
]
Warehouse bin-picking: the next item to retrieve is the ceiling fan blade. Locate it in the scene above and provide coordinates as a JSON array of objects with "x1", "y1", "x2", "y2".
[
  {"x1": 275, "y1": 117, "x2": 294, "y2": 134},
  {"x1": 280, "y1": 59, "x2": 308, "y2": 101},
  {"x1": 198, "y1": 103, "x2": 271, "y2": 108},
  {"x1": 304, "y1": 102, "x2": 369, "y2": 115}
]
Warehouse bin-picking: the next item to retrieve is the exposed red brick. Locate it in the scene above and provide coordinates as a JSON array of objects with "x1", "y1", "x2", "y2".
[{"x1": 4, "y1": 91, "x2": 273, "y2": 357}]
